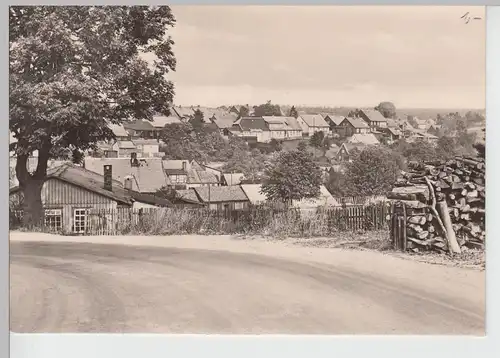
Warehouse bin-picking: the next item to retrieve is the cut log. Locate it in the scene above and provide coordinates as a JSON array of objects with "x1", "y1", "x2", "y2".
[
  {"x1": 466, "y1": 190, "x2": 478, "y2": 199},
  {"x1": 408, "y1": 215, "x2": 426, "y2": 225},
  {"x1": 437, "y1": 200, "x2": 462, "y2": 254}
]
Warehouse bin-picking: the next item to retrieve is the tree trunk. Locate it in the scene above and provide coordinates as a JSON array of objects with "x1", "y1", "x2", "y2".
[
  {"x1": 21, "y1": 178, "x2": 45, "y2": 228},
  {"x1": 15, "y1": 145, "x2": 51, "y2": 230}
]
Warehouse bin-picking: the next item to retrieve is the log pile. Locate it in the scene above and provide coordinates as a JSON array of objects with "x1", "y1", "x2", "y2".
[{"x1": 387, "y1": 156, "x2": 485, "y2": 253}]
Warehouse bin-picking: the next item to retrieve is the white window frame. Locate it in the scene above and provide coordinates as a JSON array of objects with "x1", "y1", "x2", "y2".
[
  {"x1": 73, "y1": 208, "x2": 89, "y2": 234},
  {"x1": 44, "y1": 209, "x2": 62, "y2": 232},
  {"x1": 234, "y1": 202, "x2": 244, "y2": 210}
]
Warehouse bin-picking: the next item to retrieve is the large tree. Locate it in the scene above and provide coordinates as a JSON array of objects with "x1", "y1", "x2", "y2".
[
  {"x1": 253, "y1": 100, "x2": 282, "y2": 117},
  {"x1": 261, "y1": 149, "x2": 322, "y2": 205},
  {"x1": 10, "y1": 6, "x2": 176, "y2": 227},
  {"x1": 375, "y1": 102, "x2": 397, "y2": 119},
  {"x1": 345, "y1": 147, "x2": 400, "y2": 196}
]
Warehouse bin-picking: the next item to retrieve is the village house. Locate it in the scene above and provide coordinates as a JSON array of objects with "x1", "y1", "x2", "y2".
[
  {"x1": 347, "y1": 133, "x2": 380, "y2": 146},
  {"x1": 84, "y1": 155, "x2": 171, "y2": 194},
  {"x1": 162, "y1": 160, "x2": 191, "y2": 189},
  {"x1": 211, "y1": 113, "x2": 239, "y2": 135},
  {"x1": 323, "y1": 114, "x2": 345, "y2": 134},
  {"x1": 336, "y1": 142, "x2": 367, "y2": 162},
  {"x1": 405, "y1": 128, "x2": 439, "y2": 144},
  {"x1": 151, "y1": 115, "x2": 182, "y2": 129},
  {"x1": 240, "y1": 184, "x2": 339, "y2": 211},
  {"x1": 9, "y1": 163, "x2": 171, "y2": 234},
  {"x1": 229, "y1": 117, "x2": 269, "y2": 143},
  {"x1": 352, "y1": 109, "x2": 388, "y2": 131},
  {"x1": 172, "y1": 106, "x2": 195, "y2": 122},
  {"x1": 336, "y1": 117, "x2": 371, "y2": 137},
  {"x1": 262, "y1": 116, "x2": 303, "y2": 141},
  {"x1": 107, "y1": 123, "x2": 130, "y2": 141},
  {"x1": 179, "y1": 186, "x2": 250, "y2": 211},
  {"x1": 122, "y1": 119, "x2": 159, "y2": 139},
  {"x1": 296, "y1": 114, "x2": 330, "y2": 137},
  {"x1": 131, "y1": 139, "x2": 161, "y2": 157}
]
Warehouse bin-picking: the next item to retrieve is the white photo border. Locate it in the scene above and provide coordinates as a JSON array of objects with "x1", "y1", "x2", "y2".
[{"x1": 3, "y1": 2, "x2": 499, "y2": 358}]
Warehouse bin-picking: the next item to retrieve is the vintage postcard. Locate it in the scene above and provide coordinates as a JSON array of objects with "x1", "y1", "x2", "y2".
[{"x1": 9, "y1": 5, "x2": 485, "y2": 335}]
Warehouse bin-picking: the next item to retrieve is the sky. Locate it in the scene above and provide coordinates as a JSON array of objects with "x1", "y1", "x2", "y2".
[{"x1": 166, "y1": 6, "x2": 485, "y2": 109}]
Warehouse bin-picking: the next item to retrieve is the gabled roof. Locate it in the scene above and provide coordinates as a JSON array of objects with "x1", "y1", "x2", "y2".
[
  {"x1": 347, "y1": 133, "x2": 380, "y2": 145},
  {"x1": 298, "y1": 114, "x2": 330, "y2": 128},
  {"x1": 213, "y1": 114, "x2": 238, "y2": 129},
  {"x1": 385, "y1": 118, "x2": 398, "y2": 128},
  {"x1": 193, "y1": 185, "x2": 249, "y2": 203},
  {"x1": 240, "y1": 184, "x2": 268, "y2": 205},
  {"x1": 187, "y1": 169, "x2": 219, "y2": 185},
  {"x1": 222, "y1": 173, "x2": 245, "y2": 186},
  {"x1": 337, "y1": 142, "x2": 367, "y2": 156},
  {"x1": 172, "y1": 106, "x2": 195, "y2": 118},
  {"x1": 151, "y1": 116, "x2": 181, "y2": 128},
  {"x1": 84, "y1": 157, "x2": 170, "y2": 193},
  {"x1": 262, "y1": 116, "x2": 302, "y2": 131},
  {"x1": 123, "y1": 119, "x2": 155, "y2": 131},
  {"x1": 360, "y1": 109, "x2": 387, "y2": 122},
  {"x1": 233, "y1": 117, "x2": 268, "y2": 131},
  {"x1": 292, "y1": 185, "x2": 340, "y2": 209},
  {"x1": 176, "y1": 188, "x2": 202, "y2": 204},
  {"x1": 341, "y1": 117, "x2": 370, "y2": 129},
  {"x1": 107, "y1": 123, "x2": 129, "y2": 137},
  {"x1": 324, "y1": 114, "x2": 345, "y2": 126}
]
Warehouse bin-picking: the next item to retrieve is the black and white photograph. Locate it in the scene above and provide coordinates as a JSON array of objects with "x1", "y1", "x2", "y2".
[{"x1": 9, "y1": 5, "x2": 485, "y2": 335}]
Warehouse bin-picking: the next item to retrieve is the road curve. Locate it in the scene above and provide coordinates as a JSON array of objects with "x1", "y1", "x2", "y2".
[{"x1": 10, "y1": 235, "x2": 485, "y2": 335}]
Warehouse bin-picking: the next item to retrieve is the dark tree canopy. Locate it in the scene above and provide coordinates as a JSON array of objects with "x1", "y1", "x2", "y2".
[
  {"x1": 309, "y1": 131, "x2": 325, "y2": 148},
  {"x1": 345, "y1": 147, "x2": 400, "y2": 196},
  {"x1": 253, "y1": 101, "x2": 282, "y2": 117},
  {"x1": 10, "y1": 6, "x2": 177, "y2": 226},
  {"x1": 375, "y1": 102, "x2": 397, "y2": 119},
  {"x1": 261, "y1": 149, "x2": 322, "y2": 204},
  {"x1": 289, "y1": 106, "x2": 298, "y2": 118}
]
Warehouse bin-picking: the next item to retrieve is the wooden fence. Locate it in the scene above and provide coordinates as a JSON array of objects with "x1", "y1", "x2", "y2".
[{"x1": 10, "y1": 203, "x2": 391, "y2": 236}]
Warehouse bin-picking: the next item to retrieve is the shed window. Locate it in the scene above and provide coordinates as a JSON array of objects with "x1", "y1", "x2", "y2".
[
  {"x1": 73, "y1": 209, "x2": 89, "y2": 233},
  {"x1": 234, "y1": 202, "x2": 244, "y2": 210},
  {"x1": 45, "y1": 209, "x2": 62, "y2": 232}
]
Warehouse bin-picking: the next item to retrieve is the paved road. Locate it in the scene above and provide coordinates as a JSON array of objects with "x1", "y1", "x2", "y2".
[{"x1": 10, "y1": 235, "x2": 485, "y2": 334}]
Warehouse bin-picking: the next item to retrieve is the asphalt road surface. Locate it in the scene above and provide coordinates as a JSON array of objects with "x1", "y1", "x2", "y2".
[{"x1": 10, "y1": 233, "x2": 485, "y2": 335}]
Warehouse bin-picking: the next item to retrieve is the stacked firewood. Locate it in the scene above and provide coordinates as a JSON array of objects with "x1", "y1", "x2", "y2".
[{"x1": 387, "y1": 156, "x2": 485, "y2": 253}]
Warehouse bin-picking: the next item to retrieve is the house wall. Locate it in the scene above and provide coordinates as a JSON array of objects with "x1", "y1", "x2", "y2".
[
  {"x1": 207, "y1": 201, "x2": 250, "y2": 211},
  {"x1": 11, "y1": 178, "x2": 121, "y2": 233}
]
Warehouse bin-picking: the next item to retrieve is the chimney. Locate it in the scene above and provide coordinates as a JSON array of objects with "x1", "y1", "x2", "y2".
[
  {"x1": 182, "y1": 161, "x2": 187, "y2": 172},
  {"x1": 104, "y1": 165, "x2": 112, "y2": 191}
]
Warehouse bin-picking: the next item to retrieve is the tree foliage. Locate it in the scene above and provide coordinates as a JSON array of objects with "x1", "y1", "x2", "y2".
[
  {"x1": 289, "y1": 106, "x2": 298, "y2": 118},
  {"x1": 375, "y1": 102, "x2": 397, "y2": 119},
  {"x1": 253, "y1": 100, "x2": 282, "y2": 117},
  {"x1": 261, "y1": 149, "x2": 322, "y2": 204},
  {"x1": 344, "y1": 147, "x2": 400, "y2": 196},
  {"x1": 10, "y1": 5, "x2": 176, "y2": 226},
  {"x1": 309, "y1": 131, "x2": 325, "y2": 148}
]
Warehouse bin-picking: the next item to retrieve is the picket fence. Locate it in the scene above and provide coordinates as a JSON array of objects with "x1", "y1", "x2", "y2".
[
  {"x1": 10, "y1": 203, "x2": 391, "y2": 236},
  {"x1": 83, "y1": 204, "x2": 390, "y2": 235}
]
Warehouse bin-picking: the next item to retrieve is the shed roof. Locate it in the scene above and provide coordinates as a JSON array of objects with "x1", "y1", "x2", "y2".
[{"x1": 194, "y1": 185, "x2": 249, "y2": 203}]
